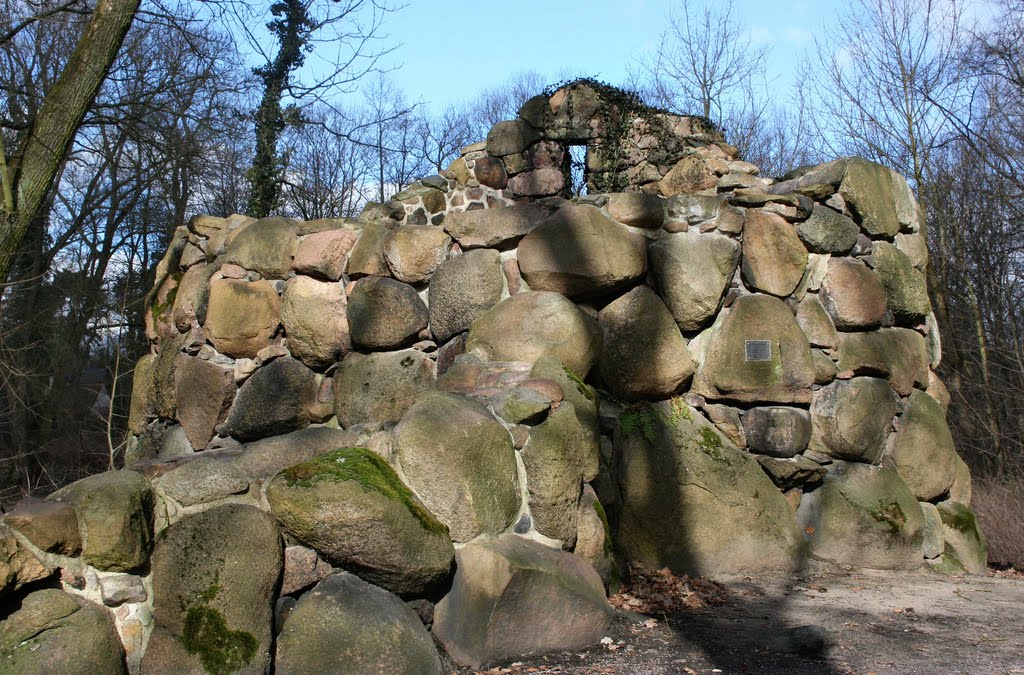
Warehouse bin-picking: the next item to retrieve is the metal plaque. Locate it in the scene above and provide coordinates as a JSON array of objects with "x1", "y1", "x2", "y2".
[{"x1": 745, "y1": 340, "x2": 772, "y2": 362}]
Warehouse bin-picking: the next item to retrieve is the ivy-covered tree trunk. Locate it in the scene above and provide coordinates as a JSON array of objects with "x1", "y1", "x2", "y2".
[
  {"x1": 247, "y1": 0, "x2": 312, "y2": 218},
  {"x1": 0, "y1": 0, "x2": 141, "y2": 286}
]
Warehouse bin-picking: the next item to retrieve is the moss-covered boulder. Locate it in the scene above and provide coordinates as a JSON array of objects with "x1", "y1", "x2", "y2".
[
  {"x1": 615, "y1": 400, "x2": 803, "y2": 575},
  {"x1": 347, "y1": 276, "x2": 429, "y2": 350},
  {"x1": 741, "y1": 210, "x2": 808, "y2": 297},
  {"x1": 0, "y1": 589, "x2": 126, "y2": 674},
  {"x1": 267, "y1": 448, "x2": 454, "y2": 596},
  {"x1": 394, "y1": 394, "x2": 520, "y2": 542},
  {"x1": 517, "y1": 204, "x2": 647, "y2": 299},
  {"x1": 225, "y1": 357, "x2": 317, "y2": 442},
  {"x1": 869, "y1": 241, "x2": 931, "y2": 323},
  {"x1": 346, "y1": 222, "x2": 394, "y2": 278},
  {"x1": 333, "y1": 349, "x2": 435, "y2": 427},
  {"x1": 597, "y1": 286, "x2": 694, "y2": 400},
  {"x1": 205, "y1": 278, "x2": 281, "y2": 359},
  {"x1": 885, "y1": 391, "x2": 960, "y2": 501},
  {"x1": 49, "y1": 470, "x2": 153, "y2": 572},
  {"x1": 836, "y1": 328, "x2": 929, "y2": 396},
  {"x1": 693, "y1": 294, "x2": 815, "y2": 404},
  {"x1": 466, "y1": 291, "x2": 602, "y2": 377},
  {"x1": 809, "y1": 377, "x2": 899, "y2": 463},
  {"x1": 934, "y1": 501, "x2": 987, "y2": 574},
  {"x1": 648, "y1": 230, "x2": 740, "y2": 332},
  {"x1": 143, "y1": 504, "x2": 282, "y2": 675},
  {"x1": 433, "y1": 534, "x2": 612, "y2": 669},
  {"x1": 838, "y1": 158, "x2": 900, "y2": 237},
  {"x1": 223, "y1": 216, "x2": 298, "y2": 278},
  {"x1": 820, "y1": 258, "x2": 888, "y2": 330},
  {"x1": 798, "y1": 462, "x2": 924, "y2": 570},
  {"x1": 530, "y1": 356, "x2": 601, "y2": 482},
  {"x1": 521, "y1": 404, "x2": 588, "y2": 546},
  {"x1": 275, "y1": 573, "x2": 442, "y2": 674},
  {"x1": 796, "y1": 203, "x2": 859, "y2": 253},
  {"x1": 428, "y1": 248, "x2": 504, "y2": 343}
]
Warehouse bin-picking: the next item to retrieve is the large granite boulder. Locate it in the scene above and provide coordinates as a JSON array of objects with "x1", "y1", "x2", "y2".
[
  {"x1": 693, "y1": 294, "x2": 815, "y2": 404},
  {"x1": 597, "y1": 286, "x2": 694, "y2": 400},
  {"x1": 649, "y1": 230, "x2": 740, "y2": 332},
  {"x1": 521, "y1": 404, "x2": 588, "y2": 546},
  {"x1": 333, "y1": 349, "x2": 435, "y2": 427},
  {"x1": 870, "y1": 241, "x2": 931, "y2": 323},
  {"x1": 607, "y1": 192, "x2": 665, "y2": 228},
  {"x1": 394, "y1": 393, "x2": 520, "y2": 542},
  {"x1": 225, "y1": 357, "x2": 316, "y2": 441},
  {"x1": 615, "y1": 400, "x2": 803, "y2": 575},
  {"x1": 267, "y1": 448, "x2": 454, "y2": 596},
  {"x1": 3, "y1": 497, "x2": 81, "y2": 556},
  {"x1": 143, "y1": 505, "x2": 282, "y2": 675},
  {"x1": 237, "y1": 427, "x2": 360, "y2": 479},
  {"x1": 346, "y1": 222, "x2": 394, "y2": 277},
  {"x1": 293, "y1": 227, "x2": 359, "y2": 280},
  {"x1": 0, "y1": 590, "x2": 126, "y2": 674},
  {"x1": 839, "y1": 158, "x2": 900, "y2": 237},
  {"x1": 428, "y1": 249, "x2": 504, "y2": 342},
  {"x1": 885, "y1": 391, "x2": 960, "y2": 501},
  {"x1": 517, "y1": 205, "x2": 647, "y2": 299},
  {"x1": 796, "y1": 203, "x2": 859, "y2": 253},
  {"x1": 466, "y1": 291, "x2": 602, "y2": 376},
  {"x1": 741, "y1": 210, "x2": 808, "y2": 296},
  {"x1": 809, "y1": 377, "x2": 899, "y2": 463},
  {"x1": 433, "y1": 535, "x2": 612, "y2": 669},
  {"x1": 49, "y1": 470, "x2": 153, "y2": 572},
  {"x1": 574, "y1": 485, "x2": 615, "y2": 586},
  {"x1": 224, "y1": 216, "x2": 297, "y2": 278},
  {"x1": 486, "y1": 119, "x2": 542, "y2": 156},
  {"x1": 383, "y1": 225, "x2": 452, "y2": 283},
  {"x1": 347, "y1": 276, "x2": 429, "y2": 350},
  {"x1": 174, "y1": 354, "x2": 236, "y2": 450},
  {"x1": 205, "y1": 278, "x2": 281, "y2": 358},
  {"x1": 530, "y1": 356, "x2": 601, "y2": 482},
  {"x1": 796, "y1": 294, "x2": 839, "y2": 349},
  {"x1": 0, "y1": 523, "x2": 52, "y2": 598},
  {"x1": 798, "y1": 462, "x2": 924, "y2": 570},
  {"x1": 152, "y1": 454, "x2": 251, "y2": 507},
  {"x1": 820, "y1": 258, "x2": 888, "y2": 330},
  {"x1": 836, "y1": 328, "x2": 929, "y2": 396},
  {"x1": 280, "y1": 275, "x2": 350, "y2": 368},
  {"x1": 442, "y1": 203, "x2": 551, "y2": 249},
  {"x1": 275, "y1": 573, "x2": 442, "y2": 674},
  {"x1": 743, "y1": 407, "x2": 812, "y2": 458}
]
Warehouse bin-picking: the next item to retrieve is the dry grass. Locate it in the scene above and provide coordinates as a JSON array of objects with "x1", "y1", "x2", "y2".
[{"x1": 971, "y1": 475, "x2": 1024, "y2": 572}]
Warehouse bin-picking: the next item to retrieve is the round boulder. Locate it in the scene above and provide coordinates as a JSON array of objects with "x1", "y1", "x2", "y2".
[
  {"x1": 383, "y1": 225, "x2": 452, "y2": 284},
  {"x1": 428, "y1": 249, "x2": 504, "y2": 343},
  {"x1": 649, "y1": 230, "x2": 740, "y2": 332},
  {"x1": 820, "y1": 258, "x2": 887, "y2": 330},
  {"x1": 225, "y1": 357, "x2": 316, "y2": 442},
  {"x1": 347, "y1": 276, "x2": 429, "y2": 350},
  {"x1": 809, "y1": 377, "x2": 899, "y2": 463},
  {"x1": 333, "y1": 349, "x2": 435, "y2": 427},
  {"x1": 885, "y1": 391, "x2": 959, "y2": 501},
  {"x1": 205, "y1": 278, "x2": 281, "y2": 359},
  {"x1": 280, "y1": 275, "x2": 350, "y2": 368},
  {"x1": 741, "y1": 210, "x2": 808, "y2": 297}
]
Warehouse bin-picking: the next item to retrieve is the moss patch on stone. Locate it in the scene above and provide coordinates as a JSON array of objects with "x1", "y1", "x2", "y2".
[
  {"x1": 151, "y1": 271, "x2": 184, "y2": 320},
  {"x1": 182, "y1": 606, "x2": 258, "y2": 675},
  {"x1": 697, "y1": 427, "x2": 729, "y2": 464},
  {"x1": 868, "y1": 501, "x2": 908, "y2": 534},
  {"x1": 281, "y1": 447, "x2": 446, "y2": 535},
  {"x1": 938, "y1": 501, "x2": 978, "y2": 533},
  {"x1": 563, "y1": 366, "x2": 595, "y2": 401}
]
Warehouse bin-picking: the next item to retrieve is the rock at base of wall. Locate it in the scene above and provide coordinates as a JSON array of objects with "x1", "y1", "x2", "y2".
[{"x1": 935, "y1": 500, "x2": 987, "y2": 574}]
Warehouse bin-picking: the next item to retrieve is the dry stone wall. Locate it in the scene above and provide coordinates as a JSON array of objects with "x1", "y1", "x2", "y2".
[{"x1": 0, "y1": 82, "x2": 986, "y2": 673}]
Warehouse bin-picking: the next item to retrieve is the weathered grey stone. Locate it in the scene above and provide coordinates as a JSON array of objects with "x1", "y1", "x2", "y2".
[
  {"x1": 812, "y1": 349, "x2": 839, "y2": 384},
  {"x1": 153, "y1": 455, "x2": 251, "y2": 507},
  {"x1": 293, "y1": 228, "x2": 359, "y2": 280},
  {"x1": 99, "y1": 574, "x2": 147, "y2": 606},
  {"x1": 694, "y1": 294, "x2": 815, "y2": 404},
  {"x1": 836, "y1": 328, "x2": 929, "y2": 396},
  {"x1": 172, "y1": 263, "x2": 208, "y2": 332},
  {"x1": 796, "y1": 294, "x2": 838, "y2": 349},
  {"x1": 383, "y1": 225, "x2": 452, "y2": 283},
  {"x1": 0, "y1": 523, "x2": 51, "y2": 597},
  {"x1": 517, "y1": 205, "x2": 647, "y2": 299},
  {"x1": 809, "y1": 377, "x2": 899, "y2": 463},
  {"x1": 346, "y1": 222, "x2": 394, "y2": 278},
  {"x1": 144, "y1": 505, "x2": 282, "y2": 675},
  {"x1": 281, "y1": 275, "x2": 350, "y2": 368},
  {"x1": 333, "y1": 349, "x2": 434, "y2": 427},
  {"x1": 522, "y1": 404, "x2": 589, "y2": 546},
  {"x1": 205, "y1": 278, "x2": 281, "y2": 359},
  {"x1": 895, "y1": 231, "x2": 928, "y2": 270},
  {"x1": 650, "y1": 230, "x2": 740, "y2": 332},
  {"x1": 466, "y1": 291, "x2": 602, "y2": 377},
  {"x1": 755, "y1": 455, "x2": 827, "y2": 490},
  {"x1": 486, "y1": 119, "x2": 542, "y2": 156},
  {"x1": 530, "y1": 356, "x2": 601, "y2": 482},
  {"x1": 820, "y1": 258, "x2": 888, "y2": 329},
  {"x1": 50, "y1": 471, "x2": 153, "y2": 572},
  {"x1": 615, "y1": 400, "x2": 803, "y2": 575},
  {"x1": 741, "y1": 210, "x2": 808, "y2": 296},
  {"x1": 597, "y1": 286, "x2": 694, "y2": 400},
  {"x1": 225, "y1": 357, "x2": 316, "y2": 441},
  {"x1": 224, "y1": 216, "x2": 298, "y2": 278},
  {"x1": 509, "y1": 167, "x2": 565, "y2": 197},
  {"x1": 428, "y1": 249, "x2": 503, "y2": 343},
  {"x1": 347, "y1": 276, "x2": 429, "y2": 350},
  {"x1": 919, "y1": 501, "x2": 944, "y2": 559},
  {"x1": 885, "y1": 391, "x2": 960, "y2": 501},
  {"x1": 433, "y1": 535, "x2": 612, "y2": 669},
  {"x1": 660, "y1": 154, "x2": 717, "y2": 195},
  {"x1": 268, "y1": 448, "x2": 454, "y2": 596},
  {"x1": 276, "y1": 573, "x2": 442, "y2": 675},
  {"x1": 664, "y1": 194, "x2": 721, "y2": 229},
  {"x1": 443, "y1": 203, "x2": 551, "y2": 249},
  {"x1": 0, "y1": 590, "x2": 126, "y2": 674},
  {"x1": 490, "y1": 386, "x2": 552, "y2": 425},
  {"x1": 575, "y1": 485, "x2": 615, "y2": 586},
  {"x1": 839, "y1": 158, "x2": 900, "y2": 237},
  {"x1": 798, "y1": 462, "x2": 924, "y2": 570},
  {"x1": 159, "y1": 424, "x2": 194, "y2": 460},
  {"x1": 128, "y1": 353, "x2": 158, "y2": 434},
  {"x1": 870, "y1": 241, "x2": 931, "y2": 323},
  {"x1": 949, "y1": 454, "x2": 972, "y2": 506},
  {"x1": 280, "y1": 545, "x2": 332, "y2": 595},
  {"x1": 238, "y1": 427, "x2": 360, "y2": 479},
  {"x1": 935, "y1": 501, "x2": 987, "y2": 574},
  {"x1": 743, "y1": 407, "x2": 812, "y2": 458},
  {"x1": 3, "y1": 497, "x2": 81, "y2": 556},
  {"x1": 394, "y1": 393, "x2": 520, "y2": 542},
  {"x1": 796, "y1": 204, "x2": 859, "y2": 253},
  {"x1": 607, "y1": 192, "x2": 665, "y2": 228},
  {"x1": 174, "y1": 354, "x2": 236, "y2": 450}
]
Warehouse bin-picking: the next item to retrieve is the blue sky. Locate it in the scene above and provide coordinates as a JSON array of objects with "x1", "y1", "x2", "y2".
[{"x1": 378, "y1": 0, "x2": 842, "y2": 111}]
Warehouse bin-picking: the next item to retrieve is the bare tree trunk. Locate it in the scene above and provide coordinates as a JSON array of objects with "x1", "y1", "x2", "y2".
[{"x1": 0, "y1": 0, "x2": 140, "y2": 285}]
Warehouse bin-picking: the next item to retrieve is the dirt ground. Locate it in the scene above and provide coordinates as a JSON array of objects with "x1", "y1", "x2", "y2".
[{"x1": 454, "y1": 565, "x2": 1024, "y2": 675}]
